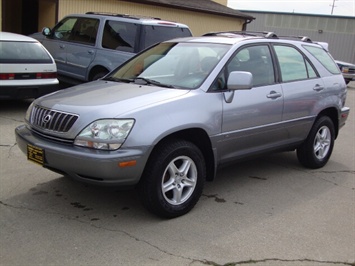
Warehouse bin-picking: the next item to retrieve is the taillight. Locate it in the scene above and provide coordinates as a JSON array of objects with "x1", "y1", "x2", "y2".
[
  {"x1": 0, "y1": 73, "x2": 15, "y2": 80},
  {"x1": 36, "y1": 72, "x2": 57, "y2": 79}
]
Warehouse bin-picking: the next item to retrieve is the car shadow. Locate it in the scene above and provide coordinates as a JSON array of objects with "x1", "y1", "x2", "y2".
[{"x1": 3, "y1": 150, "x2": 350, "y2": 227}]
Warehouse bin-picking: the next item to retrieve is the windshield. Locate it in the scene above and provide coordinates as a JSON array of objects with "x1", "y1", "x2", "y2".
[{"x1": 108, "y1": 42, "x2": 230, "y2": 89}]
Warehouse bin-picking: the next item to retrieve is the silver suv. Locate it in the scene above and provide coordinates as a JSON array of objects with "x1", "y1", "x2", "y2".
[
  {"x1": 16, "y1": 31, "x2": 350, "y2": 218},
  {"x1": 31, "y1": 12, "x2": 192, "y2": 83}
]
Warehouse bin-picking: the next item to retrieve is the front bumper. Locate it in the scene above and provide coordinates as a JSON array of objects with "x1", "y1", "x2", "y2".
[
  {"x1": 341, "y1": 72, "x2": 355, "y2": 81},
  {"x1": 15, "y1": 125, "x2": 150, "y2": 186}
]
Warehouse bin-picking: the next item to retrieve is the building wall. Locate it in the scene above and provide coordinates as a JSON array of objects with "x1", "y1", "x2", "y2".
[
  {"x1": 38, "y1": 0, "x2": 56, "y2": 30},
  {"x1": 212, "y1": 0, "x2": 228, "y2": 5},
  {"x1": 2, "y1": 0, "x2": 22, "y2": 33},
  {"x1": 57, "y1": 0, "x2": 244, "y2": 36},
  {"x1": 0, "y1": 0, "x2": 2, "y2": 30},
  {"x1": 245, "y1": 11, "x2": 355, "y2": 63}
]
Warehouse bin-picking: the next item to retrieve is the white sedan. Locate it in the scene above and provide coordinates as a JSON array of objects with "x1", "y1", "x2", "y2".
[{"x1": 0, "y1": 32, "x2": 59, "y2": 99}]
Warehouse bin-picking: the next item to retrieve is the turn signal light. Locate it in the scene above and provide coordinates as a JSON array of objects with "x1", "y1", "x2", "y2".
[{"x1": 119, "y1": 160, "x2": 137, "y2": 168}]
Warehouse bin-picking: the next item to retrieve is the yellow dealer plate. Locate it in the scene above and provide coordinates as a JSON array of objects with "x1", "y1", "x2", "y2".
[{"x1": 27, "y1": 144, "x2": 44, "y2": 165}]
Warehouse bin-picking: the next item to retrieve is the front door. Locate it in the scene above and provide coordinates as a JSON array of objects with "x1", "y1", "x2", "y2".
[
  {"x1": 64, "y1": 18, "x2": 99, "y2": 80},
  {"x1": 218, "y1": 44, "x2": 285, "y2": 163}
]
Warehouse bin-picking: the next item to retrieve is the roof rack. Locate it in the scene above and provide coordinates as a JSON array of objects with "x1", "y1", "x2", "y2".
[
  {"x1": 202, "y1": 31, "x2": 278, "y2": 39},
  {"x1": 202, "y1": 31, "x2": 314, "y2": 43},
  {"x1": 85, "y1": 12, "x2": 161, "y2": 20},
  {"x1": 278, "y1": 35, "x2": 313, "y2": 42}
]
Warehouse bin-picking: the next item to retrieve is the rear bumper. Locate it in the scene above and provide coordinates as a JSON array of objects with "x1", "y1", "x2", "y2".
[
  {"x1": 0, "y1": 81, "x2": 59, "y2": 99},
  {"x1": 339, "y1": 106, "x2": 350, "y2": 129}
]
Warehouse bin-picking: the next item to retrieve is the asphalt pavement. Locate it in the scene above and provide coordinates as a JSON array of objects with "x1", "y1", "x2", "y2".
[{"x1": 0, "y1": 82, "x2": 354, "y2": 266}]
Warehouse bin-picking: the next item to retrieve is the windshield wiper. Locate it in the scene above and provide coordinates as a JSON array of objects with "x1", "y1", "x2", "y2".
[
  {"x1": 103, "y1": 77, "x2": 133, "y2": 83},
  {"x1": 134, "y1": 77, "x2": 176, "y2": 88}
]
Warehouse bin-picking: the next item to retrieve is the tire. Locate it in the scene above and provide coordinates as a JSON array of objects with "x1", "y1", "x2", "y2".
[
  {"x1": 91, "y1": 70, "x2": 108, "y2": 81},
  {"x1": 297, "y1": 116, "x2": 335, "y2": 169},
  {"x1": 138, "y1": 139, "x2": 206, "y2": 218}
]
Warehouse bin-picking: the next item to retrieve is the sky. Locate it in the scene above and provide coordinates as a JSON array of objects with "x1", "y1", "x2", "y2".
[{"x1": 227, "y1": 0, "x2": 355, "y2": 17}]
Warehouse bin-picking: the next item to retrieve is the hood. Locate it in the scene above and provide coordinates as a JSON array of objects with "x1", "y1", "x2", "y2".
[
  {"x1": 335, "y1": 60, "x2": 355, "y2": 67},
  {"x1": 29, "y1": 32, "x2": 45, "y2": 42},
  {"x1": 35, "y1": 80, "x2": 190, "y2": 118}
]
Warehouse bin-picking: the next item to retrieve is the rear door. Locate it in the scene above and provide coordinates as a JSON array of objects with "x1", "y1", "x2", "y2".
[{"x1": 272, "y1": 44, "x2": 324, "y2": 142}]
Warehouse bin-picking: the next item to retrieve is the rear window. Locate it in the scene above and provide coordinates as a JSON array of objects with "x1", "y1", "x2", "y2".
[
  {"x1": 0, "y1": 41, "x2": 53, "y2": 63},
  {"x1": 303, "y1": 45, "x2": 340, "y2": 74},
  {"x1": 142, "y1": 26, "x2": 192, "y2": 50}
]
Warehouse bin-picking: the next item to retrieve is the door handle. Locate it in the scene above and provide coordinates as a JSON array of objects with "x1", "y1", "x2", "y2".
[
  {"x1": 313, "y1": 84, "x2": 324, "y2": 92},
  {"x1": 59, "y1": 44, "x2": 65, "y2": 49},
  {"x1": 88, "y1": 50, "x2": 94, "y2": 54},
  {"x1": 267, "y1": 91, "x2": 282, "y2": 99}
]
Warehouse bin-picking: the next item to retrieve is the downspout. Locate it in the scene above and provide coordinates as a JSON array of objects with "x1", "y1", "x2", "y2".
[{"x1": 242, "y1": 18, "x2": 253, "y2": 31}]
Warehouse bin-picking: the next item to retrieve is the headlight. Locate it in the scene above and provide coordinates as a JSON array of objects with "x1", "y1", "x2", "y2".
[
  {"x1": 74, "y1": 119, "x2": 135, "y2": 150},
  {"x1": 25, "y1": 102, "x2": 35, "y2": 122},
  {"x1": 341, "y1": 67, "x2": 349, "y2": 73}
]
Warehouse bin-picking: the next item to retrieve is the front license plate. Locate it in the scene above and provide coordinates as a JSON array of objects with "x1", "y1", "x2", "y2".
[{"x1": 27, "y1": 144, "x2": 44, "y2": 165}]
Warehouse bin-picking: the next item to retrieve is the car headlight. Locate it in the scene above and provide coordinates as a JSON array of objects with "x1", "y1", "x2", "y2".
[
  {"x1": 341, "y1": 67, "x2": 349, "y2": 73},
  {"x1": 25, "y1": 102, "x2": 35, "y2": 122},
  {"x1": 74, "y1": 119, "x2": 135, "y2": 150}
]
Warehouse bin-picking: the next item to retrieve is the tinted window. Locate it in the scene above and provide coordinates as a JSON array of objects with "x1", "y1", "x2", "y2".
[
  {"x1": 102, "y1": 21, "x2": 137, "y2": 52},
  {"x1": 52, "y1": 17, "x2": 77, "y2": 41},
  {"x1": 142, "y1": 26, "x2": 192, "y2": 50},
  {"x1": 227, "y1": 45, "x2": 275, "y2": 87},
  {"x1": 0, "y1": 41, "x2": 52, "y2": 63},
  {"x1": 303, "y1": 45, "x2": 340, "y2": 74},
  {"x1": 69, "y1": 18, "x2": 99, "y2": 45},
  {"x1": 52, "y1": 17, "x2": 99, "y2": 46},
  {"x1": 274, "y1": 45, "x2": 318, "y2": 82}
]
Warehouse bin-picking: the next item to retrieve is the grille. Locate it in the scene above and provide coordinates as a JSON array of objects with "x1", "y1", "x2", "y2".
[{"x1": 30, "y1": 105, "x2": 79, "y2": 133}]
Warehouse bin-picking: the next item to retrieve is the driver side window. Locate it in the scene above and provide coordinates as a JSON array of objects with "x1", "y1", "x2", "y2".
[
  {"x1": 211, "y1": 45, "x2": 275, "y2": 91},
  {"x1": 52, "y1": 18, "x2": 77, "y2": 41}
]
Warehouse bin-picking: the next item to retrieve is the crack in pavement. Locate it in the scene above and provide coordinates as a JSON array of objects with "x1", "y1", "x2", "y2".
[
  {"x1": 202, "y1": 258, "x2": 355, "y2": 265},
  {"x1": 266, "y1": 159, "x2": 354, "y2": 189},
  {"x1": 1, "y1": 201, "x2": 354, "y2": 266},
  {"x1": 0, "y1": 200, "x2": 198, "y2": 263},
  {"x1": 0, "y1": 143, "x2": 18, "y2": 158}
]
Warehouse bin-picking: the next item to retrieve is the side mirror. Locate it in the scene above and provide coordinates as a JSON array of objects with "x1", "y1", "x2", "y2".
[
  {"x1": 227, "y1": 71, "x2": 253, "y2": 90},
  {"x1": 42, "y1": 27, "x2": 52, "y2": 36}
]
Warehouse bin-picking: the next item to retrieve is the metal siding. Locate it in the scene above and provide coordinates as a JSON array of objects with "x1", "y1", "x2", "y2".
[
  {"x1": 245, "y1": 12, "x2": 355, "y2": 63},
  {"x1": 58, "y1": 0, "x2": 244, "y2": 36}
]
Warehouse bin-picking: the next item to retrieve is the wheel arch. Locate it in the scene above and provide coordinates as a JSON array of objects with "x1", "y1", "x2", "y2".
[
  {"x1": 88, "y1": 65, "x2": 109, "y2": 81},
  {"x1": 316, "y1": 107, "x2": 339, "y2": 139},
  {"x1": 148, "y1": 128, "x2": 216, "y2": 182}
]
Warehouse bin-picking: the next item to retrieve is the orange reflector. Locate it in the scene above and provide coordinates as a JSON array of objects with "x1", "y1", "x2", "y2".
[{"x1": 119, "y1": 160, "x2": 137, "y2": 167}]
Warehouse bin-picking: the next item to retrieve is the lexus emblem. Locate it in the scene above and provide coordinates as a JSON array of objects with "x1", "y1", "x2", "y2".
[{"x1": 42, "y1": 114, "x2": 52, "y2": 124}]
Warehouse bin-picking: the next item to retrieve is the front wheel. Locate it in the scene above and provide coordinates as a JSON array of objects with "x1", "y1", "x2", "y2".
[
  {"x1": 297, "y1": 116, "x2": 335, "y2": 169},
  {"x1": 138, "y1": 139, "x2": 206, "y2": 218}
]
